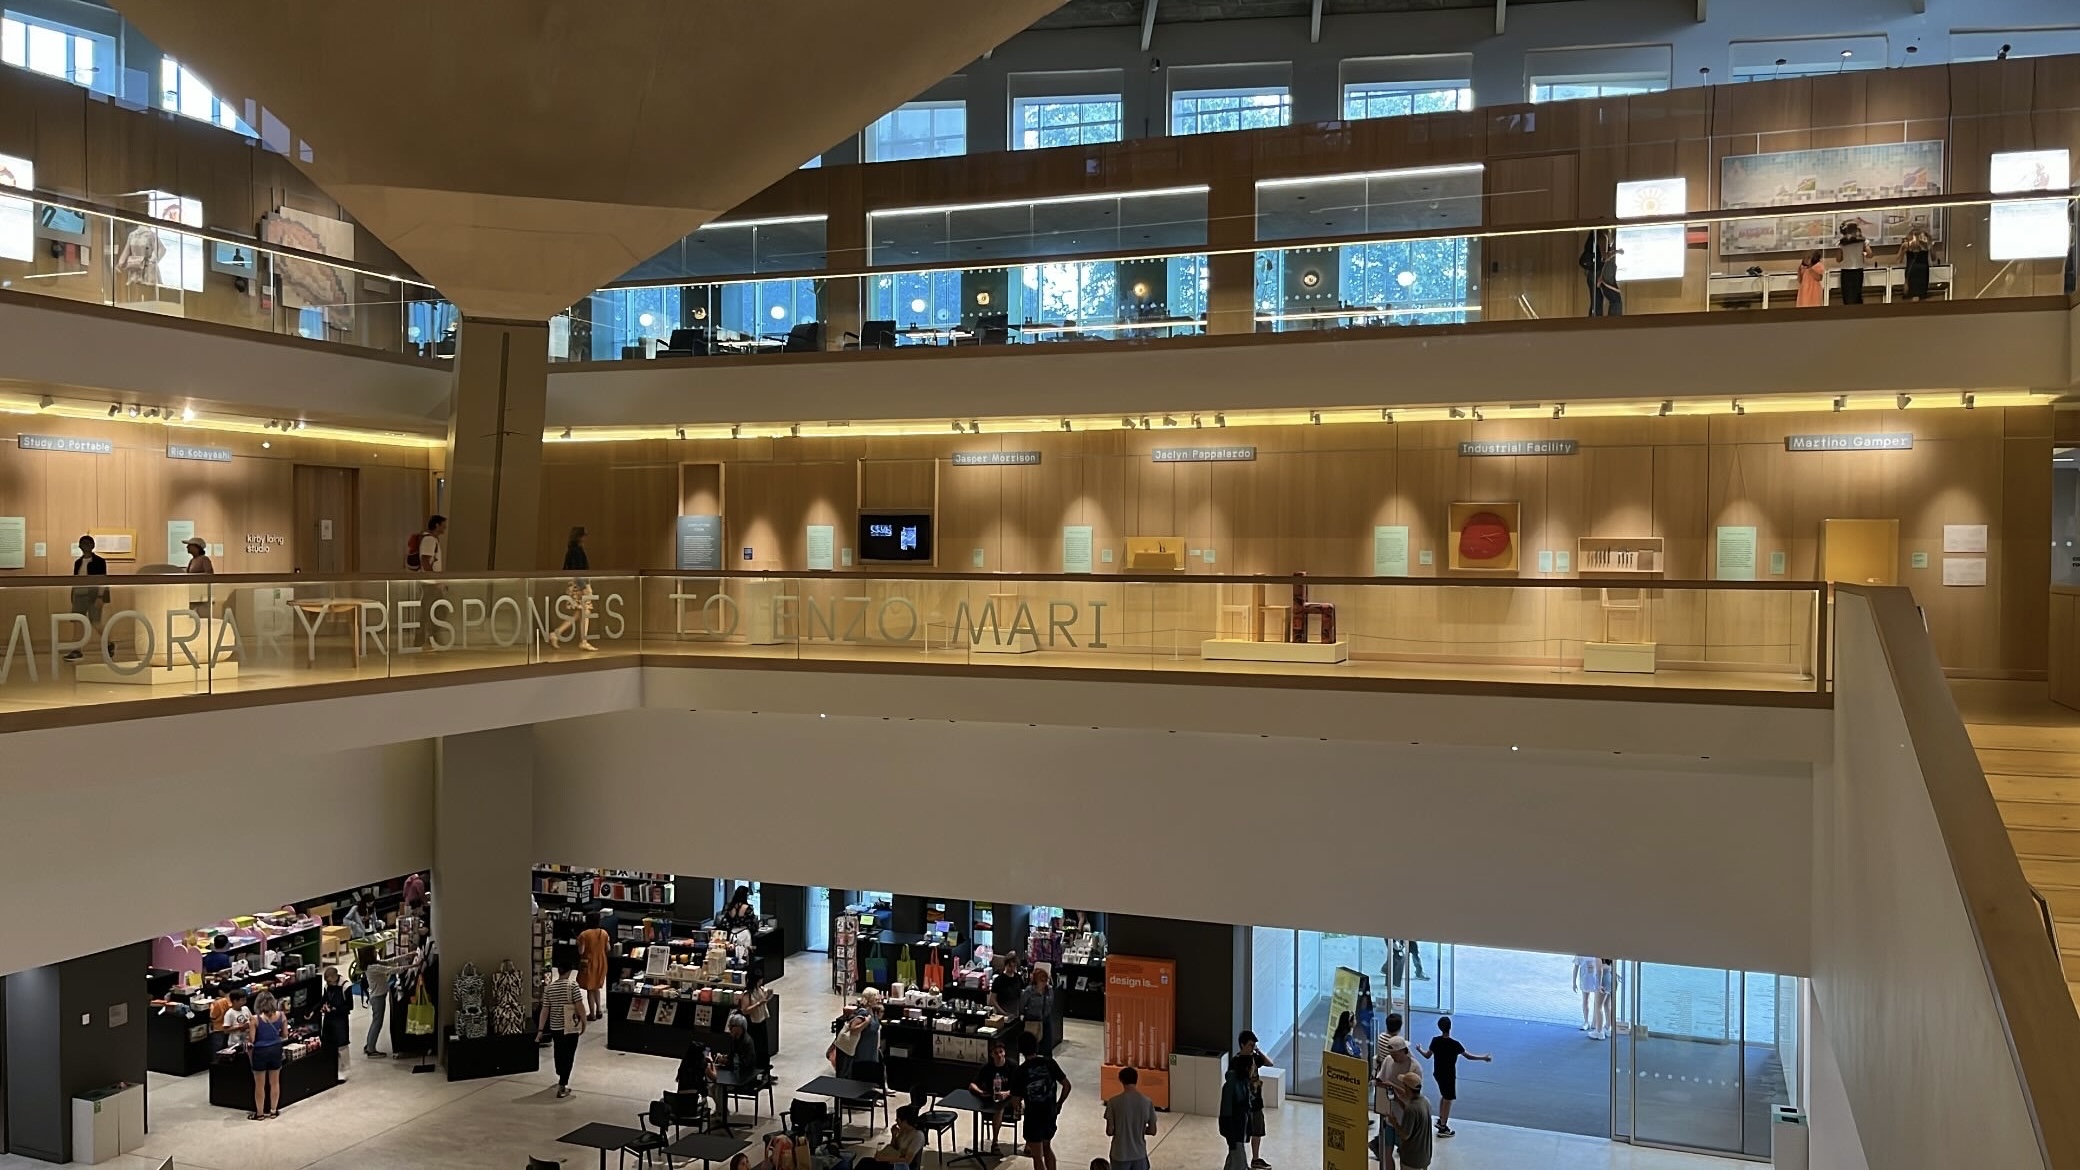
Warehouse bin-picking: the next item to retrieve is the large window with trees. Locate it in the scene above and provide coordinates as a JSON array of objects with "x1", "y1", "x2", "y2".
[
  {"x1": 863, "y1": 101, "x2": 967, "y2": 163},
  {"x1": 1013, "y1": 94, "x2": 1123, "y2": 150},
  {"x1": 1343, "y1": 81, "x2": 1471, "y2": 119},
  {"x1": 1171, "y1": 86, "x2": 1290, "y2": 136}
]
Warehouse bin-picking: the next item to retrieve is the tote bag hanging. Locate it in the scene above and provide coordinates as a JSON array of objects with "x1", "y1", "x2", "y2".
[
  {"x1": 895, "y1": 945, "x2": 918, "y2": 988},
  {"x1": 862, "y1": 938, "x2": 888, "y2": 986},
  {"x1": 405, "y1": 981, "x2": 436, "y2": 1036},
  {"x1": 920, "y1": 946, "x2": 945, "y2": 991}
]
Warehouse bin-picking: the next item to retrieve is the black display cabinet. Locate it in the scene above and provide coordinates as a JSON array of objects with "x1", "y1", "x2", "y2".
[
  {"x1": 445, "y1": 1030, "x2": 540, "y2": 1081},
  {"x1": 208, "y1": 1043, "x2": 340, "y2": 1111},
  {"x1": 605, "y1": 989, "x2": 780, "y2": 1059}
]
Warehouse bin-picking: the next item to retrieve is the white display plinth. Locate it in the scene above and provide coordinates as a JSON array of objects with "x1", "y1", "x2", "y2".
[
  {"x1": 972, "y1": 631, "x2": 1039, "y2": 655},
  {"x1": 71, "y1": 1093, "x2": 118, "y2": 1165},
  {"x1": 1168, "y1": 1050, "x2": 1228, "y2": 1117},
  {"x1": 76, "y1": 660, "x2": 238, "y2": 687},
  {"x1": 1259, "y1": 1065, "x2": 1284, "y2": 1109},
  {"x1": 1584, "y1": 641, "x2": 1657, "y2": 674},
  {"x1": 1200, "y1": 639, "x2": 1348, "y2": 665}
]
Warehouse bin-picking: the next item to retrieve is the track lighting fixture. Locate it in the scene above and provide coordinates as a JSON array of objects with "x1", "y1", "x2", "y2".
[
  {"x1": 1215, "y1": 413, "x2": 1227, "y2": 428},
  {"x1": 970, "y1": 420, "x2": 981, "y2": 434},
  {"x1": 126, "y1": 404, "x2": 139, "y2": 417},
  {"x1": 296, "y1": 420, "x2": 307, "y2": 431},
  {"x1": 1449, "y1": 407, "x2": 1466, "y2": 420},
  {"x1": 1382, "y1": 411, "x2": 1394, "y2": 424},
  {"x1": 790, "y1": 423, "x2": 802, "y2": 437},
  {"x1": 1163, "y1": 415, "x2": 1177, "y2": 427},
  {"x1": 1832, "y1": 396, "x2": 1847, "y2": 412},
  {"x1": 264, "y1": 419, "x2": 277, "y2": 429},
  {"x1": 560, "y1": 425, "x2": 573, "y2": 439},
  {"x1": 1122, "y1": 416, "x2": 1136, "y2": 429},
  {"x1": 952, "y1": 421, "x2": 965, "y2": 433},
  {"x1": 1192, "y1": 414, "x2": 1203, "y2": 428},
  {"x1": 181, "y1": 406, "x2": 195, "y2": 421},
  {"x1": 1553, "y1": 403, "x2": 1566, "y2": 419},
  {"x1": 1732, "y1": 400, "x2": 1745, "y2": 416},
  {"x1": 145, "y1": 407, "x2": 159, "y2": 419},
  {"x1": 1471, "y1": 407, "x2": 1484, "y2": 422},
  {"x1": 1658, "y1": 400, "x2": 1673, "y2": 417},
  {"x1": 730, "y1": 425, "x2": 741, "y2": 439},
  {"x1": 1060, "y1": 419, "x2": 1072, "y2": 432},
  {"x1": 675, "y1": 427, "x2": 686, "y2": 440},
  {"x1": 37, "y1": 395, "x2": 51, "y2": 410},
  {"x1": 1309, "y1": 411, "x2": 1322, "y2": 425},
  {"x1": 108, "y1": 404, "x2": 119, "y2": 417},
  {"x1": 1140, "y1": 417, "x2": 1151, "y2": 430},
  {"x1": 1962, "y1": 392, "x2": 1976, "y2": 410},
  {"x1": 1896, "y1": 393, "x2": 1912, "y2": 410},
  {"x1": 261, "y1": 440, "x2": 270, "y2": 449}
]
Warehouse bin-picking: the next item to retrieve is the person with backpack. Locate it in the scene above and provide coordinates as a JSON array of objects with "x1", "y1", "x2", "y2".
[
  {"x1": 1218, "y1": 1059, "x2": 1254, "y2": 1170},
  {"x1": 407, "y1": 515, "x2": 446, "y2": 572}
]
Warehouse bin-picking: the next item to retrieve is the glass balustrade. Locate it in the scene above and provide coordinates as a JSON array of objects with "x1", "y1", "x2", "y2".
[
  {"x1": 0, "y1": 191, "x2": 448, "y2": 356},
  {"x1": 0, "y1": 571, "x2": 1823, "y2": 721},
  {"x1": 558, "y1": 195, "x2": 2069, "y2": 362}
]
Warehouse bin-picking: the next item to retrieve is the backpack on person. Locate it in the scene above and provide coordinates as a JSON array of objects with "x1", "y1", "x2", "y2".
[{"x1": 405, "y1": 531, "x2": 426, "y2": 570}]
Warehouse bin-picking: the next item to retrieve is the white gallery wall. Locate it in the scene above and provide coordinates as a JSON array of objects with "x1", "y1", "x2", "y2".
[
  {"x1": 531, "y1": 708, "x2": 1815, "y2": 974},
  {"x1": 0, "y1": 740, "x2": 433, "y2": 977}
]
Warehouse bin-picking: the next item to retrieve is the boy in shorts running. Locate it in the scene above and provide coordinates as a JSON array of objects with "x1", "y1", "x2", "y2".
[{"x1": 1417, "y1": 1016, "x2": 1491, "y2": 1138}]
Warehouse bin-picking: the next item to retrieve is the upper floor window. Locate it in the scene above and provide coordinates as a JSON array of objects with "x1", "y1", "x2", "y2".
[
  {"x1": 1171, "y1": 86, "x2": 1291, "y2": 136},
  {"x1": 1529, "y1": 73, "x2": 1669, "y2": 103},
  {"x1": 1729, "y1": 60, "x2": 1882, "y2": 83},
  {"x1": 1014, "y1": 94, "x2": 1122, "y2": 150},
  {"x1": 1343, "y1": 81, "x2": 1472, "y2": 119},
  {"x1": 863, "y1": 100, "x2": 966, "y2": 163},
  {"x1": 161, "y1": 56, "x2": 255, "y2": 136},
  {"x1": 1, "y1": 10, "x2": 114, "y2": 95}
]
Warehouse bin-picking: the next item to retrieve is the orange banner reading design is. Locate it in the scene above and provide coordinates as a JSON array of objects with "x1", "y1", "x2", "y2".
[{"x1": 1101, "y1": 955, "x2": 1176, "y2": 1109}]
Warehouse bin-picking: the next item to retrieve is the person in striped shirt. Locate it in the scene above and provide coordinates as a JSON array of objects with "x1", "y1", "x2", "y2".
[{"x1": 536, "y1": 965, "x2": 587, "y2": 1098}]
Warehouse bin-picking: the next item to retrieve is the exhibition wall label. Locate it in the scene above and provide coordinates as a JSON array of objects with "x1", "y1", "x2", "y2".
[
  {"x1": 1784, "y1": 433, "x2": 1913, "y2": 452},
  {"x1": 19, "y1": 435, "x2": 112, "y2": 455},
  {"x1": 1458, "y1": 439, "x2": 1578, "y2": 457},
  {"x1": 951, "y1": 451, "x2": 1041, "y2": 467},
  {"x1": 675, "y1": 515, "x2": 722, "y2": 571},
  {"x1": 1151, "y1": 446, "x2": 1256, "y2": 463},
  {"x1": 167, "y1": 444, "x2": 233, "y2": 463}
]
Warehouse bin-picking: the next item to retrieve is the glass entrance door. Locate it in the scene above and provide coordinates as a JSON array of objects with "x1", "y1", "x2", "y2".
[{"x1": 1614, "y1": 964, "x2": 1801, "y2": 1156}]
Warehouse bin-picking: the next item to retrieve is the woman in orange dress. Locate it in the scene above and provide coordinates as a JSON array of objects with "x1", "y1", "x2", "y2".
[
  {"x1": 1795, "y1": 250, "x2": 1827, "y2": 308},
  {"x1": 576, "y1": 912, "x2": 611, "y2": 1021}
]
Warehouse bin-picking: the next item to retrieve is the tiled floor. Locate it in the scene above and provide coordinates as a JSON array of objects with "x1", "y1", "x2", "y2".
[{"x1": 0, "y1": 956, "x2": 1750, "y2": 1170}]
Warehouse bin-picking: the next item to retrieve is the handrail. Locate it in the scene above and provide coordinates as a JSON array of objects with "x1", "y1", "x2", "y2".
[
  {"x1": 589, "y1": 187, "x2": 2016, "y2": 293},
  {"x1": 0, "y1": 568, "x2": 1828, "y2": 591},
  {"x1": 15, "y1": 187, "x2": 437, "y2": 291},
  {"x1": 2032, "y1": 886, "x2": 2063, "y2": 956},
  {"x1": 1836, "y1": 585, "x2": 2080, "y2": 1170}
]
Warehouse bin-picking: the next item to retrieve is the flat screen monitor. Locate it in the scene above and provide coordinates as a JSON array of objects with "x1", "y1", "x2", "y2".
[
  {"x1": 35, "y1": 204, "x2": 87, "y2": 244},
  {"x1": 209, "y1": 240, "x2": 257, "y2": 276},
  {"x1": 858, "y1": 512, "x2": 932, "y2": 563}
]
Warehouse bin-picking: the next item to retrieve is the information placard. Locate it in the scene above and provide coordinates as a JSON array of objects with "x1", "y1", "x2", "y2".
[
  {"x1": 1062, "y1": 526, "x2": 1094, "y2": 574},
  {"x1": 675, "y1": 515, "x2": 722, "y2": 570},
  {"x1": 0, "y1": 516, "x2": 23, "y2": 570},
  {"x1": 1715, "y1": 526, "x2": 1758, "y2": 581},
  {"x1": 806, "y1": 525, "x2": 835, "y2": 571},
  {"x1": 166, "y1": 519, "x2": 195, "y2": 566},
  {"x1": 1371, "y1": 526, "x2": 1409, "y2": 577}
]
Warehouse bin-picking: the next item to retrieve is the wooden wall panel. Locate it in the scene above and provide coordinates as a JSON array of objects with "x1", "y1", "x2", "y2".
[{"x1": 547, "y1": 404, "x2": 2050, "y2": 676}]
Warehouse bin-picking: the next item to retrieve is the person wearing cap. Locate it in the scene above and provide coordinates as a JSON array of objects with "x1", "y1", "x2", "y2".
[
  {"x1": 1389, "y1": 1072, "x2": 1434, "y2": 1169},
  {"x1": 183, "y1": 537, "x2": 214, "y2": 573},
  {"x1": 1233, "y1": 1030, "x2": 1275, "y2": 1168},
  {"x1": 1373, "y1": 1034, "x2": 1421, "y2": 1167}
]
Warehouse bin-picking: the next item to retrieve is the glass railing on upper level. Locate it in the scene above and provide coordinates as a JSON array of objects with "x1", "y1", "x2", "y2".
[
  {"x1": 0, "y1": 570, "x2": 1824, "y2": 725},
  {"x1": 0, "y1": 188, "x2": 452, "y2": 357},
  {"x1": 556, "y1": 193, "x2": 2072, "y2": 362}
]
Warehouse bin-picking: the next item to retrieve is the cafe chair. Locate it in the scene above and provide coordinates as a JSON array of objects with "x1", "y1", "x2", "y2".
[
  {"x1": 783, "y1": 1099, "x2": 838, "y2": 1153},
  {"x1": 837, "y1": 1077, "x2": 888, "y2": 1137},
  {"x1": 764, "y1": 321, "x2": 822, "y2": 353},
  {"x1": 664, "y1": 1089, "x2": 711, "y2": 1140},
  {"x1": 843, "y1": 320, "x2": 897, "y2": 350},
  {"x1": 724, "y1": 1066, "x2": 778, "y2": 1123},
  {"x1": 526, "y1": 1159, "x2": 562, "y2": 1169},
  {"x1": 918, "y1": 1097, "x2": 959, "y2": 1159},
  {"x1": 623, "y1": 1097, "x2": 677, "y2": 1168}
]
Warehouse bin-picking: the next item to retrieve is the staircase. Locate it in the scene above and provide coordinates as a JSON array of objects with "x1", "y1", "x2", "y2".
[{"x1": 1954, "y1": 681, "x2": 2080, "y2": 1015}]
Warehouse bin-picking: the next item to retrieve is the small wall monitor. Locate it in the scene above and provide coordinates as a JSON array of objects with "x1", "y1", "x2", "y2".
[{"x1": 858, "y1": 512, "x2": 932, "y2": 563}]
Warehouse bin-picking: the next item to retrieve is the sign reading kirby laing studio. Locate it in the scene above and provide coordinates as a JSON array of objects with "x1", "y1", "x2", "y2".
[
  {"x1": 19, "y1": 434, "x2": 112, "y2": 455},
  {"x1": 951, "y1": 451, "x2": 1042, "y2": 467},
  {"x1": 168, "y1": 444, "x2": 233, "y2": 463},
  {"x1": 1459, "y1": 439, "x2": 1579, "y2": 457},
  {"x1": 1151, "y1": 446, "x2": 1257, "y2": 463},
  {"x1": 1784, "y1": 433, "x2": 1914, "y2": 452}
]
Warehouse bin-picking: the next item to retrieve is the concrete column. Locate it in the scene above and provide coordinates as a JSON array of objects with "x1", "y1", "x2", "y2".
[
  {"x1": 445, "y1": 319, "x2": 549, "y2": 572},
  {"x1": 3, "y1": 943, "x2": 150, "y2": 1163},
  {"x1": 432, "y1": 727, "x2": 536, "y2": 1034},
  {"x1": 1205, "y1": 166, "x2": 1260, "y2": 336}
]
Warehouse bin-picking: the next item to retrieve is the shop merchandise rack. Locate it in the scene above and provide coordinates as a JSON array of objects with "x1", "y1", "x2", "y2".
[
  {"x1": 532, "y1": 865, "x2": 674, "y2": 909},
  {"x1": 831, "y1": 915, "x2": 858, "y2": 996}
]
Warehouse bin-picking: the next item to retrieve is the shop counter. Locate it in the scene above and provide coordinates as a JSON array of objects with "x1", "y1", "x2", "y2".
[
  {"x1": 606, "y1": 989, "x2": 780, "y2": 1059},
  {"x1": 445, "y1": 1030, "x2": 540, "y2": 1081},
  {"x1": 207, "y1": 1043, "x2": 340, "y2": 1112},
  {"x1": 146, "y1": 1004, "x2": 218, "y2": 1077},
  {"x1": 882, "y1": 1014, "x2": 1019, "y2": 1099},
  {"x1": 1058, "y1": 961, "x2": 1106, "y2": 1022}
]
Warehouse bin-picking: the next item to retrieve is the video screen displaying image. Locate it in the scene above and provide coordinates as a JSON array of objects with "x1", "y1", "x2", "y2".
[{"x1": 858, "y1": 513, "x2": 933, "y2": 563}]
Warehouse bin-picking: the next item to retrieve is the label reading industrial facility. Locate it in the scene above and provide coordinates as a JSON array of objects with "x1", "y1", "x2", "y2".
[
  {"x1": 951, "y1": 451, "x2": 1042, "y2": 466},
  {"x1": 18, "y1": 434, "x2": 112, "y2": 455},
  {"x1": 167, "y1": 444, "x2": 233, "y2": 463},
  {"x1": 1151, "y1": 446, "x2": 1257, "y2": 463},
  {"x1": 1784, "y1": 433, "x2": 1913, "y2": 452},
  {"x1": 1458, "y1": 439, "x2": 1579, "y2": 457}
]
